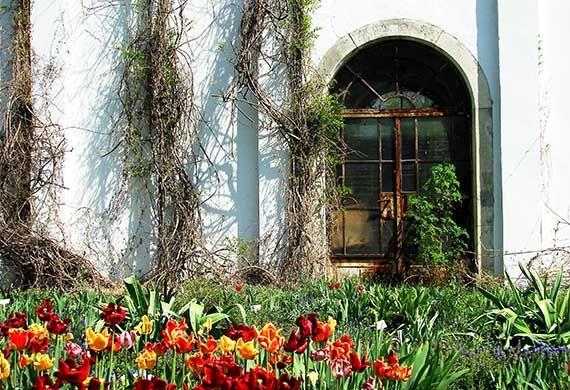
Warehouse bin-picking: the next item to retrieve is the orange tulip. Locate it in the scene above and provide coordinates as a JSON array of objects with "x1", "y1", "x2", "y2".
[
  {"x1": 136, "y1": 350, "x2": 157, "y2": 370},
  {"x1": 162, "y1": 318, "x2": 189, "y2": 351},
  {"x1": 218, "y1": 335, "x2": 236, "y2": 353},
  {"x1": 86, "y1": 327, "x2": 110, "y2": 352},
  {"x1": 198, "y1": 335, "x2": 218, "y2": 355},
  {"x1": 0, "y1": 354, "x2": 10, "y2": 381},
  {"x1": 257, "y1": 322, "x2": 284, "y2": 353},
  {"x1": 236, "y1": 338, "x2": 259, "y2": 360},
  {"x1": 33, "y1": 353, "x2": 54, "y2": 371},
  {"x1": 19, "y1": 353, "x2": 33, "y2": 369}
]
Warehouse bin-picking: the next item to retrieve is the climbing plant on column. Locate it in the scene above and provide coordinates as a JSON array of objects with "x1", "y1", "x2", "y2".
[
  {"x1": 0, "y1": 0, "x2": 102, "y2": 288},
  {"x1": 233, "y1": 0, "x2": 344, "y2": 281},
  {"x1": 112, "y1": 0, "x2": 212, "y2": 285}
]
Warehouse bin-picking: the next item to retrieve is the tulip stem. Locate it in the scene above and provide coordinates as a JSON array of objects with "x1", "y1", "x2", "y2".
[
  {"x1": 171, "y1": 351, "x2": 177, "y2": 385},
  {"x1": 109, "y1": 329, "x2": 115, "y2": 388}
]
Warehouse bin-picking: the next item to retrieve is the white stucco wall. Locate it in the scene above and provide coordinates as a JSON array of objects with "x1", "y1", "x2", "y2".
[
  {"x1": 536, "y1": 0, "x2": 570, "y2": 274},
  {"x1": 498, "y1": 0, "x2": 542, "y2": 277},
  {"x1": 6, "y1": 0, "x2": 565, "y2": 279}
]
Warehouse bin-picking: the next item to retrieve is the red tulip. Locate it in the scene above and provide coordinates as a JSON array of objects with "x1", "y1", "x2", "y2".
[
  {"x1": 54, "y1": 354, "x2": 91, "y2": 389},
  {"x1": 47, "y1": 314, "x2": 71, "y2": 335},
  {"x1": 35, "y1": 300, "x2": 53, "y2": 322},
  {"x1": 101, "y1": 303, "x2": 126, "y2": 325}
]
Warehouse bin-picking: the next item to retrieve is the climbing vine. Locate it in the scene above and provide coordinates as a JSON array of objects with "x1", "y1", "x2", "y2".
[
  {"x1": 112, "y1": 0, "x2": 208, "y2": 285},
  {"x1": 234, "y1": 0, "x2": 344, "y2": 281},
  {"x1": 0, "y1": 0, "x2": 102, "y2": 289}
]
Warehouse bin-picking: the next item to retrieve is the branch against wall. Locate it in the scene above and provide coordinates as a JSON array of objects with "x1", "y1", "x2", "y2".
[
  {"x1": 232, "y1": 0, "x2": 344, "y2": 282},
  {"x1": 0, "y1": 0, "x2": 103, "y2": 289},
  {"x1": 112, "y1": 0, "x2": 224, "y2": 286}
]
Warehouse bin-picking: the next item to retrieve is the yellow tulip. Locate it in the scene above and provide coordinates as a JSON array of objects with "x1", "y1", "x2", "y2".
[
  {"x1": 0, "y1": 354, "x2": 10, "y2": 381},
  {"x1": 33, "y1": 353, "x2": 54, "y2": 371},
  {"x1": 218, "y1": 335, "x2": 236, "y2": 353},
  {"x1": 19, "y1": 353, "x2": 34, "y2": 368},
  {"x1": 86, "y1": 327, "x2": 110, "y2": 352},
  {"x1": 327, "y1": 316, "x2": 337, "y2": 335},
  {"x1": 236, "y1": 338, "x2": 259, "y2": 360},
  {"x1": 28, "y1": 323, "x2": 48, "y2": 340},
  {"x1": 136, "y1": 350, "x2": 157, "y2": 370},
  {"x1": 134, "y1": 315, "x2": 154, "y2": 335}
]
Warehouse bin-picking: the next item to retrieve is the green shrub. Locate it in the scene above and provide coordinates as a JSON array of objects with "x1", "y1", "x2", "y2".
[{"x1": 405, "y1": 163, "x2": 468, "y2": 266}]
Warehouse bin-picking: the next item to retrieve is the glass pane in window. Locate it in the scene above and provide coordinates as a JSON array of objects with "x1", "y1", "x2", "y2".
[
  {"x1": 381, "y1": 163, "x2": 394, "y2": 193},
  {"x1": 331, "y1": 214, "x2": 344, "y2": 254},
  {"x1": 418, "y1": 117, "x2": 451, "y2": 160},
  {"x1": 380, "y1": 118, "x2": 395, "y2": 161},
  {"x1": 401, "y1": 97, "x2": 414, "y2": 109},
  {"x1": 345, "y1": 210, "x2": 380, "y2": 254},
  {"x1": 343, "y1": 80, "x2": 377, "y2": 109},
  {"x1": 451, "y1": 116, "x2": 470, "y2": 161},
  {"x1": 402, "y1": 162, "x2": 417, "y2": 192},
  {"x1": 419, "y1": 163, "x2": 438, "y2": 187},
  {"x1": 344, "y1": 163, "x2": 379, "y2": 207},
  {"x1": 381, "y1": 96, "x2": 401, "y2": 110},
  {"x1": 400, "y1": 118, "x2": 416, "y2": 160},
  {"x1": 344, "y1": 118, "x2": 378, "y2": 160},
  {"x1": 413, "y1": 93, "x2": 434, "y2": 108},
  {"x1": 381, "y1": 220, "x2": 396, "y2": 255}
]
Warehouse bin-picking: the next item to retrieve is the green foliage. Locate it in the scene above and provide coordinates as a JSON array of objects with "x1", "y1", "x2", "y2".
[
  {"x1": 286, "y1": 0, "x2": 321, "y2": 57},
  {"x1": 398, "y1": 340, "x2": 468, "y2": 390},
  {"x1": 406, "y1": 163, "x2": 468, "y2": 266},
  {"x1": 479, "y1": 263, "x2": 570, "y2": 347}
]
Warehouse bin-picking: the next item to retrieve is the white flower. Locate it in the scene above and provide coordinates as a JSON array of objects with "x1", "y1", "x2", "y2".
[
  {"x1": 308, "y1": 371, "x2": 319, "y2": 386},
  {"x1": 251, "y1": 304, "x2": 261, "y2": 312},
  {"x1": 0, "y1": 299, "x2": 9, "y2": 307},
  {"x1": 376, "y1": 320, "x2": 387, "y2": 331}
]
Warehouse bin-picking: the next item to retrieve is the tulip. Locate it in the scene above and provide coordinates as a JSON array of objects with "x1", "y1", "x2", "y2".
[
  {"x1": 118, "y1": 330, "x2": 136, "y2": 350},
  {"x1": 0, "y1": 354, "x2": 9, "y2": 381},
  {"x1": 101, "y1": 303, "x2": 126, "y2": 326},
  {"x1": 136, "y1": 350, "x2": 157, "y2": 370},
  {"x1": 134, "y1": 315, "x2": 154, "y2": 335},
  {"x1": 65, "y1": 341, "x2": 82, "y2": 360},
  {"x1": 35, "y1": 300, "x2": 53, "y2": 322},
  {"x1": 236, "y1": 338, "x2": 259, "y2": 360},
  {"x1": 257, "y1": 322, "x2": 284, "y2": 353},
  {"x1": 198, "y1": 335, "x2": 218, "y2": 355},
  {"x1": 47, "y1": 314, "x2": 71, "y2": 335},
  {"x1": 19, "y1": 353, "x2": 34, "y2": 368},
  {"x1": 54, "y1": 353, "x2": 91, "y2": 388},
  {"x1": 86, "y1": 327, "x2": 110, "y2": 352},
  {"x1": 7, "y1": 328, "x2": 32, "y2": 350},
  {"x1": 218, "y1": 335, "x2": 236, "y2": 353},
  {"x1": 34, "y1": 353, "x2": 55, "y2": 371}
]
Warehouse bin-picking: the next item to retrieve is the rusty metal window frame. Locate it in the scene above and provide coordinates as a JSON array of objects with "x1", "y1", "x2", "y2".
[{"x1": 331, "y1": 41, "x2": 472, "y2": 264}]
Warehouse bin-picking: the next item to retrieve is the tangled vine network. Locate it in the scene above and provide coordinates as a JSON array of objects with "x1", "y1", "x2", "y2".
[
  {"x1": 0, "y1": 0, "x2": 103, "y2": 289},
  {"x1": 232, "y1": 0, "x2": 344, "y2": 282},
  {"x1": 111, "y1": 0, "x2": 215, "y2": 286}
]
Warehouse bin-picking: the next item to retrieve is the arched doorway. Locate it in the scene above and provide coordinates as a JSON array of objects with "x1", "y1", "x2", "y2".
[{"x1": 330, "y1": 39, "x2": 473, "y2": 269}]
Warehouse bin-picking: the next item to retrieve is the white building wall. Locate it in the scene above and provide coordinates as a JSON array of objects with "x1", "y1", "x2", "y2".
[
  {"x1": 498, "y1": 0, "x2": 542, "y2": 277},
  {"x1": 8, "y1": 0, "x2": 566, "y2": 278},
  {"x1": 536, "y1": 0, "x2": 570, "y2": 275}
]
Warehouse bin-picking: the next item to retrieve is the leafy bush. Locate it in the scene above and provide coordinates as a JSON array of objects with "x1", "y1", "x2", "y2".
[
  {"x1": 405, "y1": 163, "x2": 468, "y2": 266},
  {"x1": 479, "y1": 263, "x2": 570, "y2": 346}
]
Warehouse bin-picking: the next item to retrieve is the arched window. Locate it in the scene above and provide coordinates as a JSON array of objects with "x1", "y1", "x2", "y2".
[{"x1": 330, "y1": 39, "x2": 472, "y2": 264}]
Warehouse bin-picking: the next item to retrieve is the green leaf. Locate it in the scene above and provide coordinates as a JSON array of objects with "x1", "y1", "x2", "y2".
[{"x1": 189, "y1": 301, "x2": 204, "y2": 333}]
